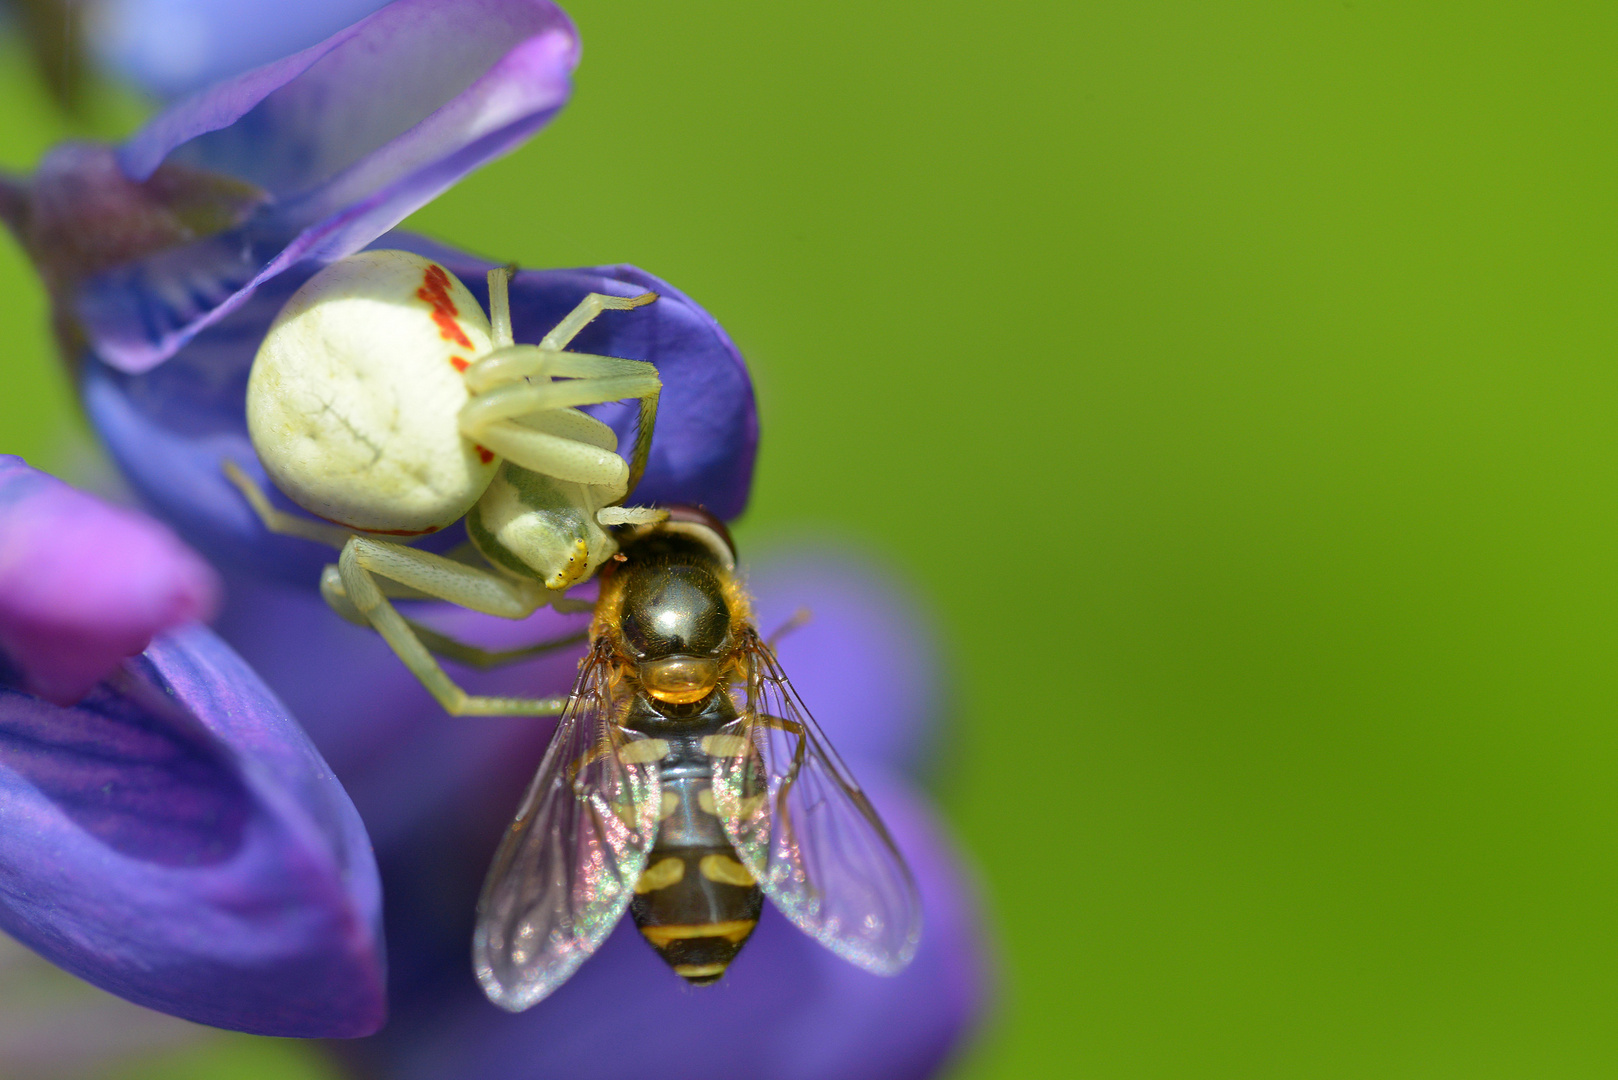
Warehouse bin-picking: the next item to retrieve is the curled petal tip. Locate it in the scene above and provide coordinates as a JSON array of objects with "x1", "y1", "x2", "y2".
[
  {"x1": 81, "y1": 0, "x2": 582, "y2": 373},
  {"x1": 0, "y1": 456, "x2": 220, "y2": 706}
]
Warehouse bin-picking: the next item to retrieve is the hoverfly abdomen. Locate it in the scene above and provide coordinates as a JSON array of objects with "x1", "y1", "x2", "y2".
[{"x1": 623, "y1": 675, "x2": 764, "y2": 983}]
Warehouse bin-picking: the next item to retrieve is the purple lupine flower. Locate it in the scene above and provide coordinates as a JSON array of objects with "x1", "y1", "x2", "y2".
[
  {"x1": 0, "y1": 457, "x2": 387, "y2": 1037},
  {"x1": 88, "y1": 0, "x2": 395, "y2": 100},
  {"x1": 2, "y1": 0, "x2": 753, "y2": 583},
  {"x1": 0, "y1": 0, "x2": 586, "y2": 1035},
  {"x1": 0, "y1": 0, "x2": 989, "y2": 1068}
]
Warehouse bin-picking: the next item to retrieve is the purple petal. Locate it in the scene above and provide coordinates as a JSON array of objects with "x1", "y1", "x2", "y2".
[
  {"x1": 81, "y1": 231, "x2": 757, "y2": 583},
  {"x1": 80, "y1": 0, "x2": 580, "y2": 373},
  {"x1": 91, "y1": 0, "x2": 394, "y2": 100},
  {"x1": 745, "y1": 545, "x2": 947, "y2": 775},
  {"x1": 0, "y1": 623, "x2": 386, "y2": 1036},
  {"x1": 343, "y1": 764, "x2": 990, "y2": 1080},
  {"x1": 399, "y1": 235, "x2": 758, "y2": 519},
  {"x1": 0, "y1": 457, "x2": 219, "y2": 706},
  {"x1": 209, "y1": 569, "x2": 596, "y2": 1015},
  {"x1": 211, "y1": 568, "x2": 588, "y2": 851}
]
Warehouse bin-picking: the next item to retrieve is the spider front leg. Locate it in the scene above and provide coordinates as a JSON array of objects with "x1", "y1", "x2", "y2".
[
  {"x1": 230, "y1": 462, "x2": 574, "y2": 715},
  {"x1": 480, "y1": 269, "x2": 655, "y2": 356},
  {"x1": 462, "y1": 286, "x2": 661, "y2": 501},
  {"x1": 319, "y1": 566, "x2": 588, "y2": 669},
  {"x1": 539, "y1": 291, "x2": 658, "y2": 351},
  {"x1": 458, "y1": 352, "x2": 661, "y2": 502}
]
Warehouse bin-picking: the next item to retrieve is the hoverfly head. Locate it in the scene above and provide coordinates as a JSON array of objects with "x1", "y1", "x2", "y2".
[{"x1": 616, "y1": 508, "x2": 738, "y2": 705}]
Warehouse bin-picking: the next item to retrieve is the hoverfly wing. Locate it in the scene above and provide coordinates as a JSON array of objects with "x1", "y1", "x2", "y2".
[
  {"x1": 473, "y1": 641, "x2": 661, "y2": 1011},
  {"x1": 709, "y1": 632, "x2": 921, "y2": 974}
]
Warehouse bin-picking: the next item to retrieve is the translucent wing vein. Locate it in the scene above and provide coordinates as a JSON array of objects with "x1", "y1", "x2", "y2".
[
  {"x1": 710, "y1": 632, "x2": 921, "y2": 974},
  {"x1": 474, "y1": 641, "x2": 660, "y2": 1010}
]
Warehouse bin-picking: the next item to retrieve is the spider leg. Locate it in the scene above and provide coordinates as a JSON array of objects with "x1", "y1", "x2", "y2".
[
  {"x1": 486, "y1": 265, "x2": 519, "y2": 349},
  {"x1": 224, "y1": 460, "x2": 354, "y2": 549},
  {"x1": 337, "y1": 537, "x2": 566, "y2": 716},
  {"x1": 318, "y1": 564, "x2": 588, "y2": 668},
  {"x1": 539, "y1": 291, "x2": 657, "y2": 351}
]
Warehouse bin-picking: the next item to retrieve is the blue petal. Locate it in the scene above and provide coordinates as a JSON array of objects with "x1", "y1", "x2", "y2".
[
  {"x1": 212, "y1": 568, "x2": 586, "y2": 851},
  {"x1": 91, "y1": 0, "x2": 394, "y2": 101},
  {"x1": 80, "y1": 0, "x2": 580, "y2": 373},
  {"x1": 0, "y1": 624, "x2": 386, "y2": 1036}
]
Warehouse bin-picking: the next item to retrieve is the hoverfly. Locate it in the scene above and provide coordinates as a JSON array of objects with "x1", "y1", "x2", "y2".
[{"x1": 474, "y1": 508, "x2": 921, "y2": 1009}]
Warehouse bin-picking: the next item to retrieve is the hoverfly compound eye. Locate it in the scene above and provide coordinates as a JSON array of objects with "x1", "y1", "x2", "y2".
[
  {"x1": 620, "y1": 565, "x2": 731, "y2": 660},
  {"x1": 646, "y1": 506, "x2": 736, "y2": 571}
]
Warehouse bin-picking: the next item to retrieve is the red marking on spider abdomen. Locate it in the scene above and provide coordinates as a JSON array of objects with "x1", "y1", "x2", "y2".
[
  {"x1": 477, "y1": 446, "x2": 494, "y2": 464},
  {"x1": 416, "y1": 264, "x2": 474, "y2": 350},
  {"x1": 450, "y1": 356, "x2": 470, "y2": 372}
]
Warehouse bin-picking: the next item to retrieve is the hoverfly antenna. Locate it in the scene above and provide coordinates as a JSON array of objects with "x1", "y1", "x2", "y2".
[{"x1": 650, "y1": 506, "x2": 736, "y2": 571}]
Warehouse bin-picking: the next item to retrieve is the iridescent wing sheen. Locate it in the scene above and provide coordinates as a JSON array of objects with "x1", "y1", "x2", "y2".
[
  {"x1": 473, "y1": 640, "x2": 661, "y2": 1011},
  {"x1": 709, "y1": 630, "x2": 922, "y2": 974}
]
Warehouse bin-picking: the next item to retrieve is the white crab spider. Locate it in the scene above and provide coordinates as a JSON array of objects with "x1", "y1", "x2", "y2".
[{"x1": 229, "y1": 249, "x2": 666, "y2": 716}]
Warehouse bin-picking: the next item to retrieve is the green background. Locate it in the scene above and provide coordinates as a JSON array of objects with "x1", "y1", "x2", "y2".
[{"x1": 5, "y1": 2, "x2": 1618, "y2": 1076}]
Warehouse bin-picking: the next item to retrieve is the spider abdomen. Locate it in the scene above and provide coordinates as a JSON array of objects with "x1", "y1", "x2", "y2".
[{"x1": 247, "y1": 250, "x2": 498, "y2": 534}]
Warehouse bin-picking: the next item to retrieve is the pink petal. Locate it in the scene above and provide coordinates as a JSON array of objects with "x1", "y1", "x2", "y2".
[{"x1": 0, "y1": 457, "x2": 219, "y2": 705}]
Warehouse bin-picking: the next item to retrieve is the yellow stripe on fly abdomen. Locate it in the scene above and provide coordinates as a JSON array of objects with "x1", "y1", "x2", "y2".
[
  {"x1": 634, "y1": 857, "x2": 685, "y2": 893},
  {"x1": 638, "y1": 919, "x2": 760, "y2": 986},
  {"x1": 699, "y1": 854, "x2": 755, "y2": 886},
  {"x1": 673, "y1": 963, "x2": 728, "y2": 980},
  {"x1": 638, "y1": 919, "x2": 757, "y2": 948}
]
